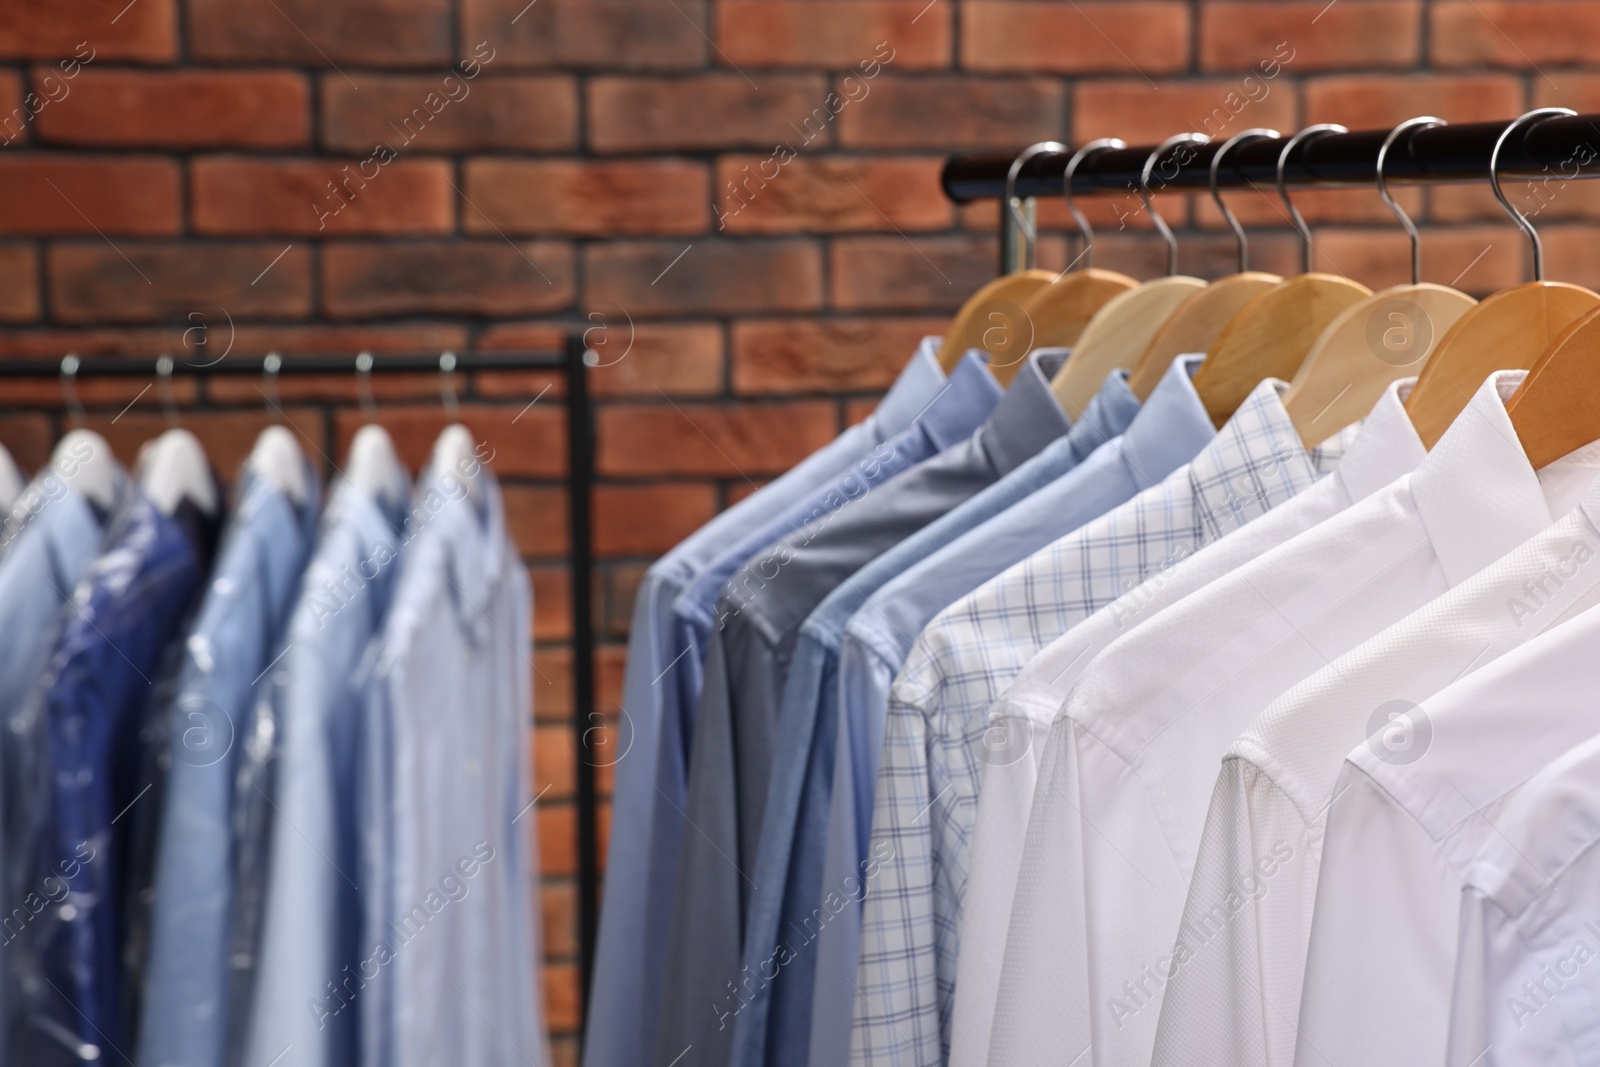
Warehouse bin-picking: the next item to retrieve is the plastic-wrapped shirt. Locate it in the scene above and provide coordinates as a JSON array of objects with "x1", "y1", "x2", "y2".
[
  {"x1": 364, "y1": 461, "x2": 548, "y2": 1067},
  {"x1": 137, "y1": 464, "x2": 320, "y2": 1067},
  {"x1": 238, "y1": 478, "x2": 408, "y2": 1067},
  {"x1": 26, "y1": 487, "x2": 218, "y2": 1066}
]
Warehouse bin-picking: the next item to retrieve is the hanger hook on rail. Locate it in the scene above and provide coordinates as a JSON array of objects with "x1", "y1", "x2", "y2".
[
  {"x1": 1377, "y1": 116, "x2": 1445, "y2": 286},
  {"x1": 1006, "y1": 141, "x2": 1067, "y2": 271},
  {"x1": 1062, "y1": 138, "x2": 1124, "y2": 272},
  {"x1": 1276, "y1": 124, "x2": 1347, "y2": 274},
  {"x1": 1490, "y1": 107, "x2": 1575, "y2": 283},
  {"x1": 156, "y1": 354, "x2": 179, "y2": 428},
  {"x1": 356, "y1": 350, "x2": 377, "y2": 421},
  {"x1": 1208, "y1": 128, "x2": 1279, "y2": 274},
  {"x1": 1140, "y1": 132, "x2": 1208, "y2": 277},
  {"x1": 262, "y1": 351, "x2": 282, "y2": 421},
  {"x1": 439, "y1": 350, "x2": 460, "y2": 420},
  {"x1": 59, "y1": 353, "x2": 86, "y2": 429}
]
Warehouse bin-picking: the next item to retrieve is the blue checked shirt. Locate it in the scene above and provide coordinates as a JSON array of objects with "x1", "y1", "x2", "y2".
[
  {"x1": 726, "y1": 363, "x2": 1151, "y2": 1067},
  {"x1": 850, "y1": 377, "x2": 1361, "y2": 1066},
  {"x1": 658, "y1": 350, "x2": 1060, "y2": 1067},
  {"x1": 585, "y1": 339, "x2": 951, "y2": 1067}
]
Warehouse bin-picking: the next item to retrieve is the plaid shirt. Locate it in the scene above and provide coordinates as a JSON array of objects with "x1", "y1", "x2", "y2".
[{"x1": 849, "y1": 378, "x2": 1359, "y2": 1066}]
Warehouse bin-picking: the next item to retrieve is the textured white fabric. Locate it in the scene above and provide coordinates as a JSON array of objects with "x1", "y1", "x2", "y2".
[
  {"x1": 1293, "y1": 514, "x2": 1600, "y2": 1067},
  {"x1": 1152, "y1": 468, "x2": 1600, "y2": 1067},
  {"x1": 949, "y1": 379, "x2": 1424, "y2": 1067},
  {"x1": 991, "y1": 372, "x2": 1600, "y2": 1067},
  {"x1": 1445, "y1": 730, "x2": 1600, "y2": 1067}
]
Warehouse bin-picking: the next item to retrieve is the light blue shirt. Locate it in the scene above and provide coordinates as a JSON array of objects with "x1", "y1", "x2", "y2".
[
  {"x1": 138, "y1": 465, "x2": 321, "y2": 1067},
  {"x1": 239, "y1": 478, "x2": 408, "y2": 1067},
  {"x1": 584, "y1": 340, "x2": 951, "y2": 1067},
  {"x1": 727, "y1": 362, "x2": 1200, "y2": 1067}
]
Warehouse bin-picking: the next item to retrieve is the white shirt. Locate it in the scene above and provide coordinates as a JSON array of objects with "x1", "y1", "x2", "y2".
[
  {"x1": 1446, "y1": 729, "x2": 1600, "y2": 1067},
  {"x1": 949, "y1": 379, "x2": 1425, "y2": 1067},
  {"x1": 1293, "y1": 503, "x2": 1600, "y2": 1067},
  {"x1": 1153, "y1": 463, "x2": 1600, "y2": 1067},
  {"x1": 991, "y1": 371, "x2": 1600, "y2": 1067}
]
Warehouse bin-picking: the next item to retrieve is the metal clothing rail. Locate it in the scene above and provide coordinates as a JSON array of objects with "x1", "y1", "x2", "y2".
[
  {"x1": 941, "y1": 112, "x2": 1600, "y2": 201},
  {"x1": 0, "y1": 333, "x2": 604, "y2": 1024}
]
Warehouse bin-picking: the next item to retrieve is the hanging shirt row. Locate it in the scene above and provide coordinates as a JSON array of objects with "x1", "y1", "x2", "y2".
[
  {"x1": 0, "y1": 417, "x2": 549, "y2": 1067},
  {"x1": 587, "y1": 120, "x2": 1600, "y2": 1067}
]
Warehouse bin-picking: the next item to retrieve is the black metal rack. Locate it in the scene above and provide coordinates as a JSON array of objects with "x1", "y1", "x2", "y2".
[
  {"x1": 941, "y1": 112, "x2": 1600, "y2": 201},
  {"x1": 0, "y1": 333, "x2": 604, "y2": 1021}
]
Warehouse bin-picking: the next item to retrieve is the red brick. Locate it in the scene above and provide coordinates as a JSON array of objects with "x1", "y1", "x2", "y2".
[
  {"x1": 539, "y1": 805, "x2": 577, "y2": 877},
  {"x1": 189, "y1": 0, "x2": 452, "y2": 65},
  {"x1": 192, "y1": 158, "x2": 453, "y2": 237},
  {"x1": 34, "y1": 70, "x2": 309, "y2": 149},
  {"x1": 964, "y1": 2, "x2": 1188, "y2": 74},
  {"x1": 321, "y1": 74, "x2": 576, "y2": 153},
  {"x1": 601, "y1": 563, "x2": 646, "y2": 638},
  {"x1": 1430, "y1": 177, "x2": 1600, "y2": 225},
  {"x1": 0, "y1": 2, "x2": 174, "y2": 62},
  {"x1": 1533, "y1": 71, "x2": 1600, "y2": 112},
  {"x1": 0, "y1": 370, "x2": 201, "y2": 410},
  {"x1": 1311, "y1": 224, "x2": 1524, "y2": 296},
  {"x1": 715, "y1": 156, "x2": 951, "y2": 234},
  {"x1": 717, "y1": 3, "x2": 946, "y2": 69},
  {"x1": 599, "y1": 399, "x2": 837, "y2": 476},
  {"x1": 1542, "y1": 224, "x2": 1600, "y2": 293},
  {"x1": 505, "y1": 485, "x2": 569, "y2": 558},
  {"x1": 532, "y1": 566, "x2": 572, "y2": 642},
  {"x1": 1073, "y1": 77, "x2": 1297, "y2": 144},
  {"x1": 0, "y1": 71, "x2": 27, "y2": 146},
  {"x1": 195, "y1": 324, "x2": 471, "y2": 403},
  {"x1": 0, "y1": 244, "x2": 38, "y2": 323},
  {"x1": 844, "y1": 397, "x2": 877, "y2": 427},
  {"x1": 543, "y1": 959, "x2": 581, "y2": 1032},
  {"x1": 331, "y1": 401, "x2": 565, "y2": 478},
  {"x1": 78, "y1": 407, "x2": 327, "y2": 482},
  {"x1": 477, "y1": 322, "x2": 725, "y2": 399},
  {"x1": 584, "y1": 239, "x2": 822, "y2": 318},
  {"x1": 463, "y1": 159, "x2": 709, "y2": 237},
  {"x1": 837, "y1": 75, "x2": 1064, "y2": 150},
  {"x1": 588, "y1": 75, "x2": 829, "y2": 153},
  {"x1": 732, "y1": 317, "x2": 945, "y2": 393},
  {"x1": 1199, "y1": 1, "x2": 1421, "y2": 72},
  {"x1": 323, "y1": 241, "x2": 574, "y2": 319},
  {"x1": 464, "y1": 0, "x2": 707, "y2": 70},
  {"x1": 0, "y1": 327, "x2": 187, "y2": 357},
  {"x1": 48, "y1": 242, "x2": 313, "y2": 324},
  {"x1": 0, "y1": 413, "x2": 52, "y2": 472},
  {"x1": 540, "y1": 879, "x2": 579, "y2": 958},
  {"x1": 1304, "y1": 73, "x2": 1524, "y2": 129},
  {"x1": 0, "y1": 156, "x2": 179, "y2": 236},
  {"x1": 549, "y1": 1035, "x2": 579, "y2": 1067},
  {"x1": 829, "y1": 233, "x2": 997, "y2": 312},
  {"x1": 596, "y1": 483, "x2": 718, "y2": 555},
  {"x1": 1193, "y1": 184, "x2": 1426, "y2": 228},
  {"x1": 534, "y1": 721, "x2": 576, "y2": 800},
  {"x1": 1432, "y1": 0, "x2": 1600, "y2": 67}
]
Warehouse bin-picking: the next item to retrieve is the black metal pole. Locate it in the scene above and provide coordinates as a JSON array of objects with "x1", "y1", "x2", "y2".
[
  {"x1": 563, "y1": 331, "x2": 601, "y2": 1037},
  {"x1": 941, "y1": 113, "x2": 1600, "y2": 202}
]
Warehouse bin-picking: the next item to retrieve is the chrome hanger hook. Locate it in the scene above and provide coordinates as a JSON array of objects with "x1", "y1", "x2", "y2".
[
  {"x1": 1377, "y1": 117, "x2": 1445, "y2": 286},
  {"x1": 262, "y1": 351, "x2": 282, "y2": 421},
  {"x1": 1063, "y1": 138, "x2": 1125, "y2": 271},
  {"x1": 1277, "y1": 124, "x2": 1347, "y2": 273},
  {"x1": 1491, "y1": 107, "x2": 1575, "y2": 283},
  {"x1": 156, "y1": 354, "x2": 178, "y2": 428},
  {"x1": 356, "y1": 350, "x2": 376, "y2": 421},
  {"x1": 59, "y1": 353, "x2": 86, "y2": 428},
  {"x1": 439, "y1": 350, "x2": 460, "y2": 420},
  {"x1": 1006, "y1": 141, "x2": 1067, "y2": 271},
  {"x1": 1209, "y1": 128, "x2": 1279, "y2": 274},
  {"x1": 1141, "y1": 132, "x2": 1209, "y2": 277}
]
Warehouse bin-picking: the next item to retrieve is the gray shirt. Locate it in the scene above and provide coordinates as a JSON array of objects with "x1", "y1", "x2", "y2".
[{"x1": 656, "y1": 351, "x2": 1073, "y2": 1067}]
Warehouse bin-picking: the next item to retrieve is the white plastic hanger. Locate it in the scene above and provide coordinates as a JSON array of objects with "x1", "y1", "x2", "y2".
[
  {"x1": 431, "y1": 352, "x2": 484, "y2": 506},
  {"x1": 138, "y1": 356, "x2": 218, "y2": 517},
  {"x1": 345, "y1": 351, "x2": 409, "y2": 508},
  {"x1": 246, "y1": 353, "x2": 310, "y2": 506},
  {"x1": 53, "y1": 355, "x2": 121, "y2": 511}
]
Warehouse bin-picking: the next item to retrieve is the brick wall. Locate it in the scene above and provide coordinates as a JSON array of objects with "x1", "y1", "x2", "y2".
[{"x1": 7, "y1": 0, "x2": 1600, "y2": 1061}]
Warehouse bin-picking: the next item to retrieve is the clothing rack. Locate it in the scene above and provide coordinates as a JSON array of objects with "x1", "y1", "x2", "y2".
[
  {"x1": 941, "y1": 112, "x2": 1600, "y2": 271},
  {"x1": 0, "y1": 333, "x2": 603, "y2": 1020}
]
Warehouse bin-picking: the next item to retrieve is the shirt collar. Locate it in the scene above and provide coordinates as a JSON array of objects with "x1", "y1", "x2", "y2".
[
  {"x1": 1411, "y1": 370, "x2": 1600, "y2": 585},
  {"x1": 920, "y1": 351, "x2": 1005, "y2": 453},
  {"x1": 415, "y1": 459, "x2": 508, "y2": 626},
  {"x1": 974, "y1": 348, "x2": 1073, "y2": 477},
  {"x1": 1118, "y1": 354, "x2": 1213, "y2": 488},
  {"x1": 1328, "y1": 378, "x2": 1427, "y2": 504},
  {"x1": 872, "y1": 336, "x2": 950, "y2": 439}
]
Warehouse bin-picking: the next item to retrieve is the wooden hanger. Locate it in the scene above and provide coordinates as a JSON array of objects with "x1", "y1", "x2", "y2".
[
  {"x1": 935, "y1": 142, "x2": 1066, "y2": 374},
  {"x1": 1409, "y1": 108, "x2": 1600, "y2": 449},
  {"x1": 1125, "y1": 129, "x2": 1284, "y2": 401},
  {"x1": 1051, "y1": 137, "x2": 1204, "y2": 412},
  {"x1": 1190, "y1": 125, "x2": 1372, "y2": 426},
  {"x1": 1283, "y1": 118, "x2": 1477, "y2": 446}
]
